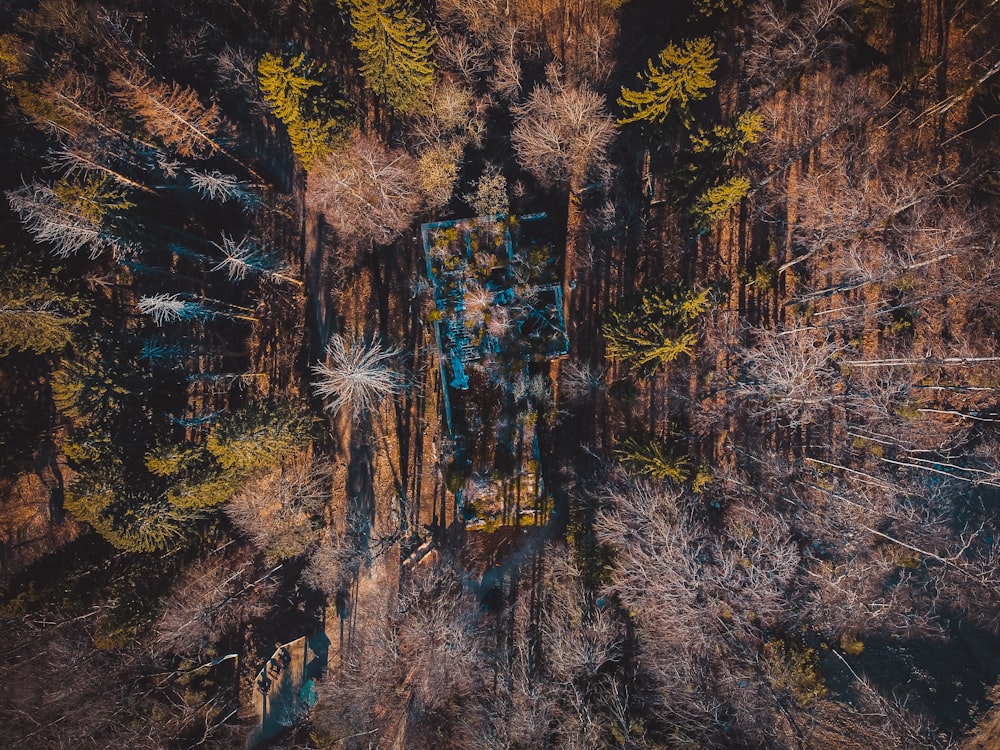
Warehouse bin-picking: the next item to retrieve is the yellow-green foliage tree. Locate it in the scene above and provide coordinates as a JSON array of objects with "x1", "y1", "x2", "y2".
[
  {"x1": 58, "y1": 360, "x2": 314, "y2": 550},
  {"x1": 257, "y1": 52, "x2": 349, "y2": 170},
  {"x1": 691, "y1": 0, "x2": 743, "y2": 16},
  {"x1": 0, "y1": 287, "x2": 82, "y2": 356},
  {"x1": 0, "y1": 247, "x2": 87, "y2": 356},
  {"x1": 0, "y1": 32, "x2": 23, "y2": 83},
  {"x1": 690, "y1": 175, "x2": 750, "y2": 228},
  {"x1": 205, "y1": 401, "x2": 313, "y2": 475},
  {"x1": 604, "y1": 285, "x2": 711, "y2": 376},
  {"x1": 148, "y1": 401, "x2": 316, "y2": 510},
  {"x1": 763, "y1": 639, "x2": 828, "y2": 708},
  {"x1": 348, "y1": 0, "x2": 436, "y2": 112},
  {"x1": 54, "y1": 344, "x2": 192, "y2": 553},
  {"x1": 51, "y1": 347, "x2": 152, "y2": 428},
  {"x1": 689, "y1": 110, "x2": 764, "y2": 162},
  {"x1": 618, "y1": 37, "x2": 718, "y2": 128},
  {"x1": 258, "y1": 52, "x2": 321, "y2": 122},
  {"x1": 615, "y1": 435, "x2": 690, "y2": 483},
  {"x1": 64, "y1": 470, "x2": 202, "y2": 553},
  {"x1": 145, "y1": 443, "x2": 239, "y2": 510},
  {"x1": 671, "y1": 110, "x2": 761, "y2": 233}
]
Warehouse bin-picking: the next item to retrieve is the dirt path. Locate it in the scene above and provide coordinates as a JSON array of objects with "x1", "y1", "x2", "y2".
[{"x1": 303, "y1": 221, "x2": 455, "y2": 665}]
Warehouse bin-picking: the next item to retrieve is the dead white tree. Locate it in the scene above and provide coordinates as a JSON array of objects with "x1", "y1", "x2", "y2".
[
  {"x1": 138, "y1": 293, "x2": 214, "y2": 325},
  {"x1": 47, "y1": 144, "x2": 155, "y2": 194},
  {"x1": 209, "y1": 233, "x2": 300, "y2": 285},
  {"x1": 187, "y1": 169, "x2": 261, "y2": 211},
  {"x1": 6, "y1": 181, "x2": 129, "y2": 259},
  {"x1": 311, "y1": 333, "x2": 407, "y2": 418}
]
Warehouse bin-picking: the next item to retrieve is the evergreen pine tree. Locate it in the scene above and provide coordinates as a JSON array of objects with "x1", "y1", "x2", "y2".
[
  {"x1": 615, "y1": 435, "x2": 690, "y2": 483},
  {"x1": 690, "y1": 176, "x2": 750, "y2": 229},
  {"x1": 285, "y1": 115, "x2": 342, "y2": 171},
  {"x1": 0, "y1": 284, "x2": 85, "y2": 356},
  {"x1": 64, "y1": 468, "x2": 200, "y2": 553},
  {"x1": 257, "y1": 52, "x2": 322, "y2": 122},
  {"x1": 257, "y1": 52, "x2": 349, "y2": 169},
  {"x1": 206, "y1": 401, "x2": 313, "y2": 474},
  {"x1": 603, "y1": 285, "x2": 711, "y2": 375},
  {"x1": 348, "y1": 0, "x2": 436, "y2": 112},
  {"x1": 689, "y1": 110, "x2": 764, "y2": 162},
  {"x1": 618, "y1": 37, "x2": 718, "y2": 128},
  {"x1": 0, "y1": 248, "x2": 87, "y2": 357}
]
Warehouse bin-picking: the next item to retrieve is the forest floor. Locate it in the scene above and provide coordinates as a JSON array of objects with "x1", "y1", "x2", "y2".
[{"x1": 303, "y1": 209, "x2": 459, "y2": 673}]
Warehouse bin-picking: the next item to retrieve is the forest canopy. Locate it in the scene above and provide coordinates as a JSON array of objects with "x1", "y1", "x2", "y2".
[{"x1": 1, "y1": 0, "x2": 999, "y2": 748}]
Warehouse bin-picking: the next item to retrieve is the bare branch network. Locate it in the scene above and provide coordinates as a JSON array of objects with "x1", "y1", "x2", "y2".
[
  {"x1": 306, "y1": 131, "x2": 422, "y2": 245},
  {"x1": 311, "y1": 333, "x2": 408, "y2": 418},
  {"x1": 6, "y1": 181, "x2": 127, "y2": 259},
  {"x1": 138, "y1": 293, "x2": 214, "y2": 325},
  {"x1": 209, "y1": 232, "x2": 298, "y2": 285}
]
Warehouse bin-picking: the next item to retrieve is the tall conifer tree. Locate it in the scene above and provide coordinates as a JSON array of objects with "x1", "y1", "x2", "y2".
[
  {"x1": 257, "y1": 52, "x2": 349, "y2": 169},
  {"x1": 348, "y1": 0, "x2": 436, "y2": 112},
  {"x1": 618, "y1": 37, "x2": 718, "y2": 128}
]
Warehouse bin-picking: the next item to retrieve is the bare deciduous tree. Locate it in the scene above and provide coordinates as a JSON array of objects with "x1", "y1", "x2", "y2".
[
  {"x1": 437, "y1": 32, "x2": 491, "y2": 83},
  {"x1": 302, "y1": 526, "x2": 358, "y2": 599},
  {"x1": 226, "y1": 456, "x2": 332, "y2": 561},
  {"x1": 745, "y1": 0, "x2": 854, "y2": 89},
  {"x1": 540, "y1": 551, "x2": 623, "y2": 686},
  {"x1": 490, "y1": 49, "x2": 522, "y2": 101},
  {"x1": 737, "y1": 325, "x2": 846, "y2": 427},
  {"x1": 155, "y1": 551, "x2": 278, "y2": 659},
  {"x1": 512, "y1": 65, "x2": 615, "y2": 191},
  {"x1": 409, "y1": 81, "x2": 484, "y2": 148},
  {"x1": 214, "y1": 43, "x2": 258, "y2": 95},
  {"x1": 395, "y1": 566, "x2": 484, "y2": 713},
  {"x1": 596, "y1": 476, "x2": 806, "y2": 744},
  {"x1": 306, "y1": 131, "x2": 422, "y2": 245},
  {"x1": 558, "y1": 360, "x2": 606, "y2": 402}
]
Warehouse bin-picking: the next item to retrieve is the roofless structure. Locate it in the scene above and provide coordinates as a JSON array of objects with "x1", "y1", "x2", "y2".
[{"x1": 421, "y1": 213, "x2": 568, "y2": 529}]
